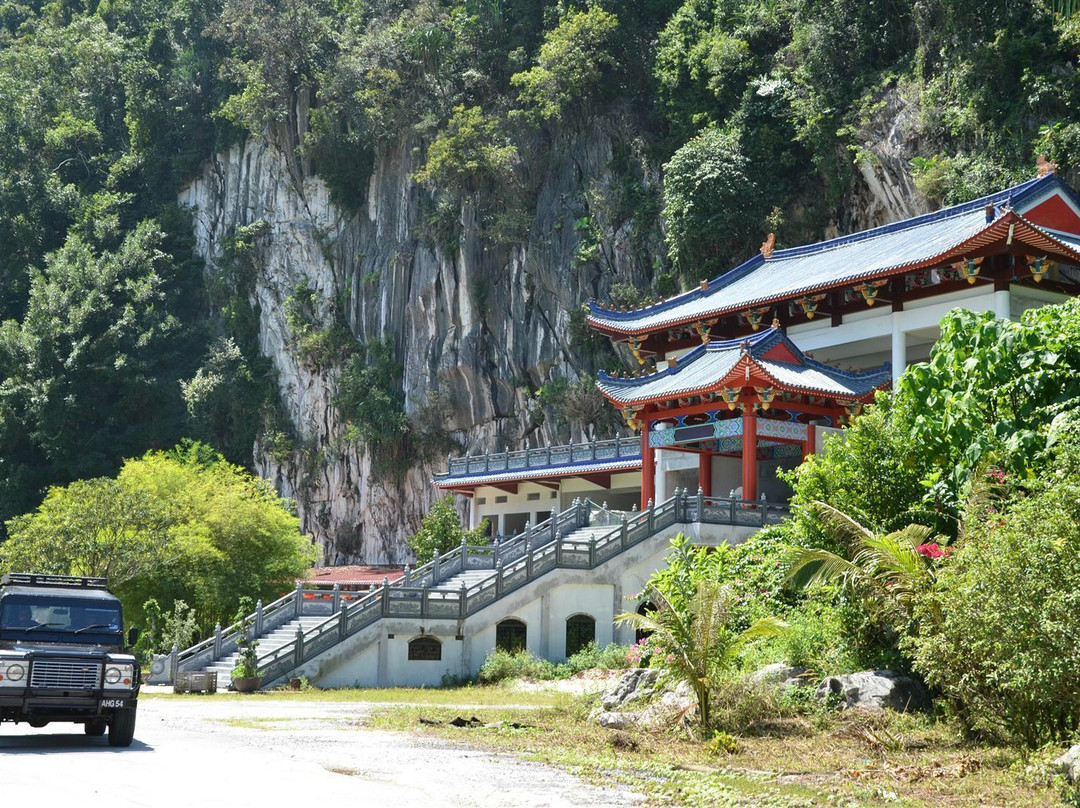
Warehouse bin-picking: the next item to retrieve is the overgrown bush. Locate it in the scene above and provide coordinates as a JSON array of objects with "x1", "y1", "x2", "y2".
[
  {"x1": 563, "y1": 642, "x2": 632, "y2": 674},
  {"x1": 906, "y1": 447, "x2": 1080, "y2": 746},
  {"x1": 477, "y1": 649, "x2": 561, "y2": 683}
]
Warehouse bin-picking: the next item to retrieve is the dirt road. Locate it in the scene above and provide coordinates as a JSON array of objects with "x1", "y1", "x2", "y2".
[{"x1": 0, "y1": 697, "x2": 642, "y2": 807}]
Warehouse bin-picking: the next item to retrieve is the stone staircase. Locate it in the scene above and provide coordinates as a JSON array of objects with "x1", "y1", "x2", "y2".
[
  {"x1": 204, "y1": 616, "x2": 327, "y2": 686},
  {"x1": 156, "y1": 490, "x2": 789, "y2": 689}
]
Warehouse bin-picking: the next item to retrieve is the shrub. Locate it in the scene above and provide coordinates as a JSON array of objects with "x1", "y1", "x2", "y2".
[
  {"x1": 906, "y1": 441, "x2": 1080, "y2": 746},
  {"x1": 564, "y1": 642, "x2": 632, "y2": 674},
  {"x1": 477, "y1": 649, "x2": 560, "y2": 683}
]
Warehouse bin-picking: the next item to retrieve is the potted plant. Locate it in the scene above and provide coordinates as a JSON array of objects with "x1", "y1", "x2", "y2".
[{"x1": 231, "y1": 610, "x2": 261, "y2": 692}]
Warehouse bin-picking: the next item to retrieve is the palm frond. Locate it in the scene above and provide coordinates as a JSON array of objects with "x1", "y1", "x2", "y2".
[
  {"x1": 784, "y1": 546, "x2": 860, "y2": 590},
  {"x1": 811, "y1": 500, "x2": 874, "y2": 547}
]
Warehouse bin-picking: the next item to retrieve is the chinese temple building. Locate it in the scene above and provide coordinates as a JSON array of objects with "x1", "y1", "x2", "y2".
[{"x1": 436, "y1": 171, "x2": 1080, "y2": 534}]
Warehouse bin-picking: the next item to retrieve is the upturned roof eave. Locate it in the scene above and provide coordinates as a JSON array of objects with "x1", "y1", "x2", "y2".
[
  {"x1": 596, "y1": 352, "x2": 890, "y2": 409},
  {"x1": 587, "y1": 209, "x2": 1080, "y2": 338}
]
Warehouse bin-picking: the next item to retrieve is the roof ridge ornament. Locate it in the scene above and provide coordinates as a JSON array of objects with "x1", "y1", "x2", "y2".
[
  {"x1": 1036, "y1": 154, "x2": 1059, "y2": 177},
  {"x1": 760, "y1": 232, "x2": 776, "y2": 259}
]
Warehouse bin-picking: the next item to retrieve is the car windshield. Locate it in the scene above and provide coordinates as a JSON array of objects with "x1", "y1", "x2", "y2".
[{"x1": 0, "y1": 596, "x2": 121, "y2": 636}]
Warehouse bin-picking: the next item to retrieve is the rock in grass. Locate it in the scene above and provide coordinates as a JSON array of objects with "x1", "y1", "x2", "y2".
[
  {"x1": 1053, "y1": 744, "x2": 1080, "y2": 784},
  {"x1": 596, "y1": 711, "x2": 637, "y2": 730},
  {"x1": 749, "y1": 663, "x2": 811, "y2": 692},
  {"x1": 814, "y1": 670, "x2": 929, "y2": 713},
  {"x1": 601, "y1": 668, "x2": 661, "y2": 711}
]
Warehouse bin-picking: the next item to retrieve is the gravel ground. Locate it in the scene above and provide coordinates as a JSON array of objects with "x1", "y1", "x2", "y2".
[{"x1": 0, "y1": 697, "x2": 643, "y2": 808}]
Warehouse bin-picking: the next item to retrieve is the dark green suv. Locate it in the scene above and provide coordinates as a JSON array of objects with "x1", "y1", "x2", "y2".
[{"x1": 0, "y1": 573, "x2": 140, "y2": 746}]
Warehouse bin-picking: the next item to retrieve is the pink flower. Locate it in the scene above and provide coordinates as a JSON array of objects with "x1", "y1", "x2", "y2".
[{"x1": 916, "y1": 543, "x2": 952, "y2": 560}]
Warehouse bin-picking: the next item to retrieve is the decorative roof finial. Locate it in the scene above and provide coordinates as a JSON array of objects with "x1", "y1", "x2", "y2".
[
  {"x1": 760, "y1": 232, "x2": 776, "y2": 259},
  {"x1": 1037, "y1": 155, "x2": 1059, "y2": 177},
  {"x1": 699, "y1": 279, "x2": 709, "y2": 291},
  {"x1": 771, "y1": 316, "x2": 781, "y2": 330}
]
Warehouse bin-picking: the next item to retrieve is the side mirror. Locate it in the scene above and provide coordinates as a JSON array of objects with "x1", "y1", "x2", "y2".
[{"x1": 127, "y1": 627, "x2": 140, "y2": 648}]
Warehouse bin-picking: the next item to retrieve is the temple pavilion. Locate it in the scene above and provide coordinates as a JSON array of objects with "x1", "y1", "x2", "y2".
[{"x1": 435, "y1": 170, "x2": 1080, "y2": 534}]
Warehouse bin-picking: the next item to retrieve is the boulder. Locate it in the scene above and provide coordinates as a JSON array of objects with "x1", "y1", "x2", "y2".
[
  {"x1": 749, "y1": 663, "x2": 811, "y2": 692},
  {"x1": 1054, "y1": 745, "x2": 1080, "y2": 784},
  {"x1": 814, "y1": 670, "x2": 929, "y2": 713},
  {"x1": 601, "y1": 668, "x2": 661, "y2": 711},
  {"x1": 638, "y1": 681, "x2": 697, "y2": 729},
  {"x1": 596, "y1": 711, "x2": 637, "y2": 730}
]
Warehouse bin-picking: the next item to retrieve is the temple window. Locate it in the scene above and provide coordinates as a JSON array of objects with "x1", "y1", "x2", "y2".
[
  {"x1": 408, "y1": 636, "x2": 442, "y2": 661},
  {"x1": 565, "y1": 614, "x2": 596, "y2": 657},
  {"x1": 495, "y1": 618, "x2": 527, "y2": 653}
]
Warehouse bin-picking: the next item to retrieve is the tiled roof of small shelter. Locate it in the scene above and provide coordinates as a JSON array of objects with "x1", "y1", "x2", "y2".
[
  {"x1": 433, "y1": 457, "x2": 642, "y2": 489},
  {"x1": 587, "y1": 174, "x2": 1080, "y2": 336},
  {"x1": 596, "y1": 327, "x2": 890, "y2": 406}
]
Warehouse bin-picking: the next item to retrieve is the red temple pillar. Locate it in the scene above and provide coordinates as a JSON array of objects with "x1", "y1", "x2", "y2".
[
  {"x1": 741, "y1": 410, "x2": 758, "y2": 500},
  {"x1": 698, "y1": 452, "x2": 712, "y2": 497},
  {"x1": 641, "y1": 417, "x2": 655, "y2": 509},
  {"x1": 802, "y1": 422, "x2": 817, "y2": 461}
]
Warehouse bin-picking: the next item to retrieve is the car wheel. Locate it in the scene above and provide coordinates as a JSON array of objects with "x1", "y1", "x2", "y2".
[{"x1": 107, "y1": 708, "x2": 136, "y2": 747}]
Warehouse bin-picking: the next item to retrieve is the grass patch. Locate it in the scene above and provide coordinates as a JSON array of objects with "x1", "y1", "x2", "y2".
[
  {"x1": 366, "y1": 696, "x2": 1067, "y2": 807},
  {"x1": 142, "y1": 684, "x2": 570, "y2": 708}
]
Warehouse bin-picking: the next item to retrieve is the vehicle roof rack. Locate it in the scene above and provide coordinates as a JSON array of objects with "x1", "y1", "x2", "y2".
[{"x1": 1, "y1": 573, "x2": 109, "y2": 590}]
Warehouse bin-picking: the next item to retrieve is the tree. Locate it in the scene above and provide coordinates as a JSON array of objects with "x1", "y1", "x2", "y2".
[
  {"x1": 617, "y1": 571, "x2": 788, "y2": 728},
  {"x1": 408, "y1": 495, "x2": 489, "y2": 564},
  {"x1": 510, "y1": 7, "x2": 620, "y2": 121},
  {"x1": 2, "y1": 443, "x2": 315, "y2": 632},
  {"x1": 661, "y1": 127, "x2": 764, "y2": 279}
]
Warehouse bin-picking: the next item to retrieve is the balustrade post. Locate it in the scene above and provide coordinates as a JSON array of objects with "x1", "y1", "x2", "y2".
[
  {"x1": 461, "y1": 536, "x2": 469, "y2": 568},
  {"x1": 459, "y1": 581, "x2": 468, "y2": 618},
  {"x1": 555, "y1": 530, "x2": 563, "y2": 565},
  {"x1": 495, "y1": 563, "x2": 504, "y2": 598},
  {"x1": 550, "y1": 508, "x2": 557, "y2": 542},
  {"x1": 729, "y1": 497, "x2": 736, "y2": 524},
  {"x1": 484, "y1": 451, "x2": 490, "y2": 472},
  {"x1": 590, "y1": 441, "x2": 597, "y2": 461},
  {"x1": 381, "y1": 577, "x2": 390, "y2": 617},
  {"x1": 568, "y1": 438, "x2": 574, "y2": 463},
  {"x1": 647, "y1": 498, "x2": 655, "y2": 534},
  {"x1": 546, "y1": 443, "x2": 551, "y2": 465},
  {"x1": 760, "y1": 494, "x2": 768, "y2": 526},
  {"x1": 421, "y1": 583, "x2": 430, "y2": 618},
  {"x1": 525, "y1": 541, "x2": 534, "y2": 579},
  {"x1": 213, "y1": 622, "x2": 222, "y2": 659},
  {"x1": 338, "y1": 604, "x2": 348, "y2": 638},
  {"x1": 492, "y1": 539, "x2": 500, "y2": 568},
  {"x1": 294, "y1": 580, "x2": 303, "y2": 617},
  {"x1": 170, "y1": 644, "x2": 178, "y2": 684},
  {"x1": 254, "y1": 599, "x2": 264, "y2": 636},
  {"x1": 403, "y1": 565, "x2": 411, "y2": 586},
  {"x1": 589, "y1": 538, "x2": 596, "y2": 569},
  {"x1": 524, "y1": 521, "x2": 531, "y2": 544},
  {"x1": 697, "y1": 486, "x2": 705, "y2": 522},
  {"x1": 615, "y1": 433, "x2": 621, "y2": 456},
  {"x1": 295, "y1": 626, "x2": 304, "y2": 666},
  {"x1": 524, "y1": 444, "x2": 531, "y2": 466},
  {"x1": 332, "y1": 583, "x2": 341, "y2": 614},
  {"x1": 620, "y1": 517, "x2": 628, "y2": 549},
  {"x1": 433, "y1": 548, "x2": 441, "y2": 582}
]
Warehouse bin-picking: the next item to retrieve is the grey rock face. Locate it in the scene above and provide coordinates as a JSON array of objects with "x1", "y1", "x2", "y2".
[
  {"x1": 814, "y1": 670, "x2": 929, "y2": 713},
  {"x1": 596, "y1": 711, "x2": 637, "y2": 730},
  {"x1": 1053, "y1": 744, "x2": 1080, "y2": 784},
  {"x1": 179, "y1": 124, "x2": 656, "y2": 564}
]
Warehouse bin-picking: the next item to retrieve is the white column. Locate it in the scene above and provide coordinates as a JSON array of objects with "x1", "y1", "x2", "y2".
[
  {"x1": 994, "y1": 288, "x2": 1011, "y2": 320},
  {"x1": 653, "y1": 449, "x2": 668, "y2": 503},
  {"x1": 468, "y1": 498, "x2": 479, "y2": 530},
  {"x1": 891, "y1": 320, "x2": 907, "y2": 384},
  {"x1": 496, "y1": 513, "x2": 506, "y2": 538}
]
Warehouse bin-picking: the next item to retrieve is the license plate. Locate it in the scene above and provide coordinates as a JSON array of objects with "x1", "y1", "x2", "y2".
[{"x1": 100, "y1": 698, "x2": 126, "y2": 709}]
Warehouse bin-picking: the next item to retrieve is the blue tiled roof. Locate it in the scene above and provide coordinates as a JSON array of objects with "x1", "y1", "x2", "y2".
[
  {"x1": 588, "y1": 174, "x2": 1078, "y2": 334},
  {"x1": 597, "y1": 327, "x2": 890, "y2": 405}
]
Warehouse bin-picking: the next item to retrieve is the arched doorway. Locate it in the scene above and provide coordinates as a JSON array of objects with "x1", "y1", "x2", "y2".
[
  {"x1": 495, "y1": 618, "x2": 527, "y2": 654},
  {"x1": 565, "y1": 614, "x2": 596, "y2": 657},
  {"x1": 635, "y1": 600, "x2": 656, "y2": 644}
]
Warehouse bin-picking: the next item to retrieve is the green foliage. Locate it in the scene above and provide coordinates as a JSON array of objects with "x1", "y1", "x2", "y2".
[
  {"x1": 414, "y1": 105, "x2": 518, "y2": 192},
  {"x1": 510, "y1": 7, "x2": 620, "y2": 122},
  {"x1": 907, "y1": 441, "x2": 1080, "y2": 746},
  {"x1": 563, "y1": 641, "x2": 632, "y2": 673},
  {"x1": 408, "y1": 494, "x2": 489, "y2": 563},
  {"x1": 2, "y1": 443, "x2": 314, "y2": 633},
  {"x1": 661, "y1": 127, "x2": 764, "y2": 280},
  {"x1": 231, "y1": 598, "x2": 260, "y2": 680},
  {"x1": 477, "y1": 648, "x2": 561, "y2": 682},
  {"x1": 618, "y1": 535, "x2": 789, "y2": 727}
]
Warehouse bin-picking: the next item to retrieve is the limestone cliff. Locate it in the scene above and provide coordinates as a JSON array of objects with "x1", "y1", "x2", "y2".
[{"x1": 179, "y1": 101, "x2": 926, "y2": 565}]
